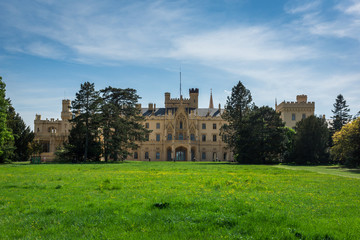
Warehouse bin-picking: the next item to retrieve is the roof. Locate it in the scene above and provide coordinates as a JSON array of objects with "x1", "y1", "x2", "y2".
[{"x1": 141, "y1": 108, "x2": 224, "y2": 117}]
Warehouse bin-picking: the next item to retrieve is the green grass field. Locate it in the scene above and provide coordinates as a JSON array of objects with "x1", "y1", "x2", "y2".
[{"x1": 1, "y1": 162, "x2": 360, "y2": 239}]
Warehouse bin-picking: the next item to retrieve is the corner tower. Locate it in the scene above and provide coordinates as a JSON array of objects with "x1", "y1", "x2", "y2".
[{"x1": 189, "y1": 88, "x2": 199, "y2": 109}]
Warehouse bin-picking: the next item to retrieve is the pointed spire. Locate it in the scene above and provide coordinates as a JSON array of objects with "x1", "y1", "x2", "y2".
[{"x1": 209, "y1": 88, "x2": 214, "y2": 109}]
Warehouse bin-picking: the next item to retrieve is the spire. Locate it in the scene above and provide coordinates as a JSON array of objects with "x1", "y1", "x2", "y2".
[
  {"x1": 209, "y1": 88, "x2": 214, "y2": 109},
  {"x1": 179, "y1": 66, "x2": 182, "y2": 98}
]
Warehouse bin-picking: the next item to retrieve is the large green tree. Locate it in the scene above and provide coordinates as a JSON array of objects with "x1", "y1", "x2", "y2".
[
  {"x1": 331, "y1": 117, "x2": 360, "y2": 167},
  {"x1": 293, "y1": 115, "x2": 329, "y2": 164},
  {"x1": 100, "y1": 87, "x2": 150, "y2": 162},
  {"x1": 69, "y1": 82, "x2": 101, "y2": 162},
  {"x1": 0, "y1": 77, "x2": 14, "y2": 163},
  {"x1": 6, "y1": 100, "x2": 34, "y2": 161},
  {"x1": 243, "y1": 106, "x2": 286, "y2": 164},
  {"x1": 331, "y1": 94, "x2": 351, "y2": 132},
  {"x1": 221, "y1": 81, "x2": 253, "y2": 162}
]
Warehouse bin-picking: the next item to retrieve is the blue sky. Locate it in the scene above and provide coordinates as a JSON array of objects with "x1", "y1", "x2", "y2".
[{"x1": 1, "y1": 0, "x2": 360, "y2": 129}]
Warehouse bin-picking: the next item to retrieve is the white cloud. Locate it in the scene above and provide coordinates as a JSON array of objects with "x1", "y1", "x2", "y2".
[{"x1": 285, "y1": 0, "x2": 321, "y2": 14}]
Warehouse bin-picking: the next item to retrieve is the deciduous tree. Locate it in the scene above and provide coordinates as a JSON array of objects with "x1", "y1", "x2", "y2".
[
  {"x1": 293, "y1": 116, "x2": 329, "y2": 164},
  {"x1": 0, "y1": 77, "x2": 14, "y2": 163},
  {"x1": 331, "y1": 117, "x2": 360, "y2": 167}
]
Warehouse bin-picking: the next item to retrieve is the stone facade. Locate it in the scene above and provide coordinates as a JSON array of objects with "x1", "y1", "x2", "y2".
[
  {"x1": 34, "y1": 100, "x2": 72, "y2": 161},
  {"x1": 127, "y1": 88, "x2": 233, "y2": 161},
  {"x1": 275, "y1": 95, "x2": 315, "y2": 129}
]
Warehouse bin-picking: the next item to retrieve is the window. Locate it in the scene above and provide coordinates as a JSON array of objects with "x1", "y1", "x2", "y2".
[
  {"x1": 145, "y1": 152, "x2": 149, "y2": 159},
  {"x1": 223, "y1": 153, "x2": 227, "y2": 161},
  {"x1": 292, "y1": 114, "x2": 296, "y2": 121},
  {"x1": 145, "y1": 123, "x2": 149, "y2": 128},
  {"x1": 202, "y1": 152, "x2": 206, "y2": 160},
  {"x1": 202, "y1": 123, "x2": 206, "y2": 129},
  {"x1": 156, "y1": 134, "x2": 160, "y2": 141},
  {"x1": 190, "y1": 134, "x2": 195, "y2": 141},
  {"x1": 145, "y1": 134, "x2": 149, "y2": 141},
  {"x1": 213, "y1": 123, "x2": 216, "y2": 129},
  {"x1": 179, "y1": 133, "x2": 184, "y2": 140},
  {"x1": 156, "y1": 152, "x2": 160, "y2": 160},
  {"x1": 302, "y1": 114, "x2": 306, "y2": 119},
  {"x1": 213, "y1": 134, "x2": 217, "y2": 142},
  {"x1": 202, "y1": 135, "x2": 206, "y2": 142},
  {"x1": 134, "y1": 152, "x2": 138, "y2": 159},
  {"x1": 156, "y1": 123, "x2": 160, "y2": 129},
  {"x1": 37, "y1": 128, "x2": 40, "y2": 132},
  {"x1": 167, "y1": 134, "x2": 172, "y2": 140},
  {"x1": 180, "y1": 121, "x2": 183, "y2": 129}
]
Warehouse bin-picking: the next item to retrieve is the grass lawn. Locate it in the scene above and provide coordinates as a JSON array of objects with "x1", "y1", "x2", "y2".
[{"x1": 1, "y1": 162, "x2": 360, "y2": 239}]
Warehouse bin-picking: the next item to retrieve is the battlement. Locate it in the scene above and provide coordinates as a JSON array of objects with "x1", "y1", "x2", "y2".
[{"x1": 189, "y1": 88, "x2": 199, "y2": 94}]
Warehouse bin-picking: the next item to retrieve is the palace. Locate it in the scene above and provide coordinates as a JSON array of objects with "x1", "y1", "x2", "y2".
[
  {"x1": 127, "y1": 88, "x2": 232, "y2": 161},
  {"x1": 33, "y1": 90, "x2": 315, "y2": 161}
]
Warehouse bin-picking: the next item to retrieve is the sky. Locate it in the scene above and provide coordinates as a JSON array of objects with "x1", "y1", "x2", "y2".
[{"x1": 1, "y1": 0, "x2": 360, "y2": 130}]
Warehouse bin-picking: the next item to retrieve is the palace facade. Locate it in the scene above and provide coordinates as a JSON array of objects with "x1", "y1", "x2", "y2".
[
  {"x1": 33, "y1": 90, "x2": 315, "y2": 161},
  {"x1": 127, "y1": 88, "x2": 233, "y2": 161}
]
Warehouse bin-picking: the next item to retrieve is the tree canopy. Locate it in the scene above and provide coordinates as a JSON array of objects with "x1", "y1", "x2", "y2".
[
  {"x1": 331, "y1": 94, "x2": 351, "y2": 132},
  {"x1": 331, "y1": 117, "x2": 360, "y2": 167},
  {"x1": 292, "y1": 116, "x2": 329, "y2": 164},
  {"x1": 0, "y1": 77, "x2": 14, "y2": 163}
]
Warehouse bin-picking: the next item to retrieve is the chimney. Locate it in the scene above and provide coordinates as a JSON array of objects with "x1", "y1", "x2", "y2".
[{"x1": 148, "y1": 103, "x2": 153, "y2": 111}]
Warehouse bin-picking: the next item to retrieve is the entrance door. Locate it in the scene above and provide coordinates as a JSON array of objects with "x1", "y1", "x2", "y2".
[
  {"x1": 175, "y1": 147, "x2": 187, "y2": 161},
  {"x1": 167, "y1": 149, "x2": 172, "y2": 161}
]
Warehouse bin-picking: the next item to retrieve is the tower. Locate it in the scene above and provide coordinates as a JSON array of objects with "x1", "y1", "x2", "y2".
[
  {"x1": 61, "y1": 99, "x2": 72, "y2": 121},
  {"x1": 189, "y1": 88, "x2": 199, "y2": 109}
]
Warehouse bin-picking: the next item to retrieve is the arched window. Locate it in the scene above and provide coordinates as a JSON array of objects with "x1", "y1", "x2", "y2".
[{"x1": 180, "y1": 121, "x2": 183, "y2": 129}]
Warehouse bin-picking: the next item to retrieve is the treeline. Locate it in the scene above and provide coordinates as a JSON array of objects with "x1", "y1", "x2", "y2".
[
  {"x1": 55, "y1": 82, "x2": 150, "y2": 163},
  {"x1": 0, "y1": 77, "x2": 34, "y2": 163},
  {"x1": 221, "y1": 81, "x2": 360, "y2": 167}
]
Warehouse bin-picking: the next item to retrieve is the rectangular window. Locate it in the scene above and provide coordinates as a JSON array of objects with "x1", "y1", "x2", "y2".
[
  {"x1": 202, "y1": 152, "x2": 206, "y2": 160},
  {"x1": 167, "y1": 134, "x2": 172, "y2": 140},
  {"x1": 145, "y1": 123, "x2": 149, "y2": 128},
  {"x1": 190, "y1": 134, "x2": 195, "y2": 141},
  {"x1": 302, "y1": 114, "x2": 306, "y2": 119},
  {"x1": 213, "y1": 123, "x2": 216, "y2": 129},
  {"x1": 145, "y1": 152, "x2": 149, "y2": 159},
  {"x1": 202, "y1": 135, "x2": 206, "y2": 142},
  {"x1": 179, "y1": 134, "x2": 184, "y2": 140},
  {"x1": 202, "y1": 123, "x2": 206, "y2": 129},
  {"x1": 213, "y1": 134, "x2": 217, "y2": 142},
  {"x1": 145, "y1": 134, "x2": 149, "y2": 141},
  {"x1": 134, "y1": 152, "x2": 138, "y2": 159},
  {"x1": 156, "y1": 134, "x2": 160, "y2": 141},
  {"x1": 292, "y1": 114, "x2": 296, "y2": 121},
  {"x1": 156, "y1": 123, "x2": 160, "y2": 129},
  {"x1": 156, "y1": 152, "x2": 160, "y2": 160}
]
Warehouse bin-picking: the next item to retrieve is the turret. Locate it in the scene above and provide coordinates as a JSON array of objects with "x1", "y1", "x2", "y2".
[
  {"x1": 189, "y1": 88, "x2": 199, "y2": 109},
  {"x1": 61, "y1": 99, "x2": 72, "y2": 120}
]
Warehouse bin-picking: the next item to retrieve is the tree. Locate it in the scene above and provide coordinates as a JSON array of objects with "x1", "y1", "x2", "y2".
[
  {"x1": 331, "y1": 117, "x2": 360, "y2": 167},
  {"x1": 0, "y1": 77, "x2": 14, "y2": 163},
  {"x1": 69, "y1": 82, "x2": 101, "y2": 162},
  {"x1": 293, "y1": 116, "x2": 329, "y2": 164},
  {"x1": 100, "y1": 87, "x2": 150, "y2": 161},
  {"x1": 243, "y1": 106, "x2": 286, "y2": 164},
  {"x1": 6, "y1": 100, "x2": 34, "y2": 161},
  {"x1": 221, "y1": 81, "x2": 253, "y2": 162},
  {"x1": 331, "y1": 94, "x2": 351, "y2": 132}
]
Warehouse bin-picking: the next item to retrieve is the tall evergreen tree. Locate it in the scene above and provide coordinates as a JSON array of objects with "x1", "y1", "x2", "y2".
[
  {"x1": 221, "y1": 81, "x2": 253, "y2": 162},
  {"x1": 0, "y1": 77, "x2": 14, "y2": 163},
  {"x1": 100, "y1": 87, "x2": 150, "y2": 161},
  {"x1": 331, "y1": 94, "x2": 351, "y2": 132},
  {"x1": 6, "y1": 100, "x2": 34, "y2": 161},
  {"x1": 70, "y1": 82, "x2": 101, "y2": 162}
]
